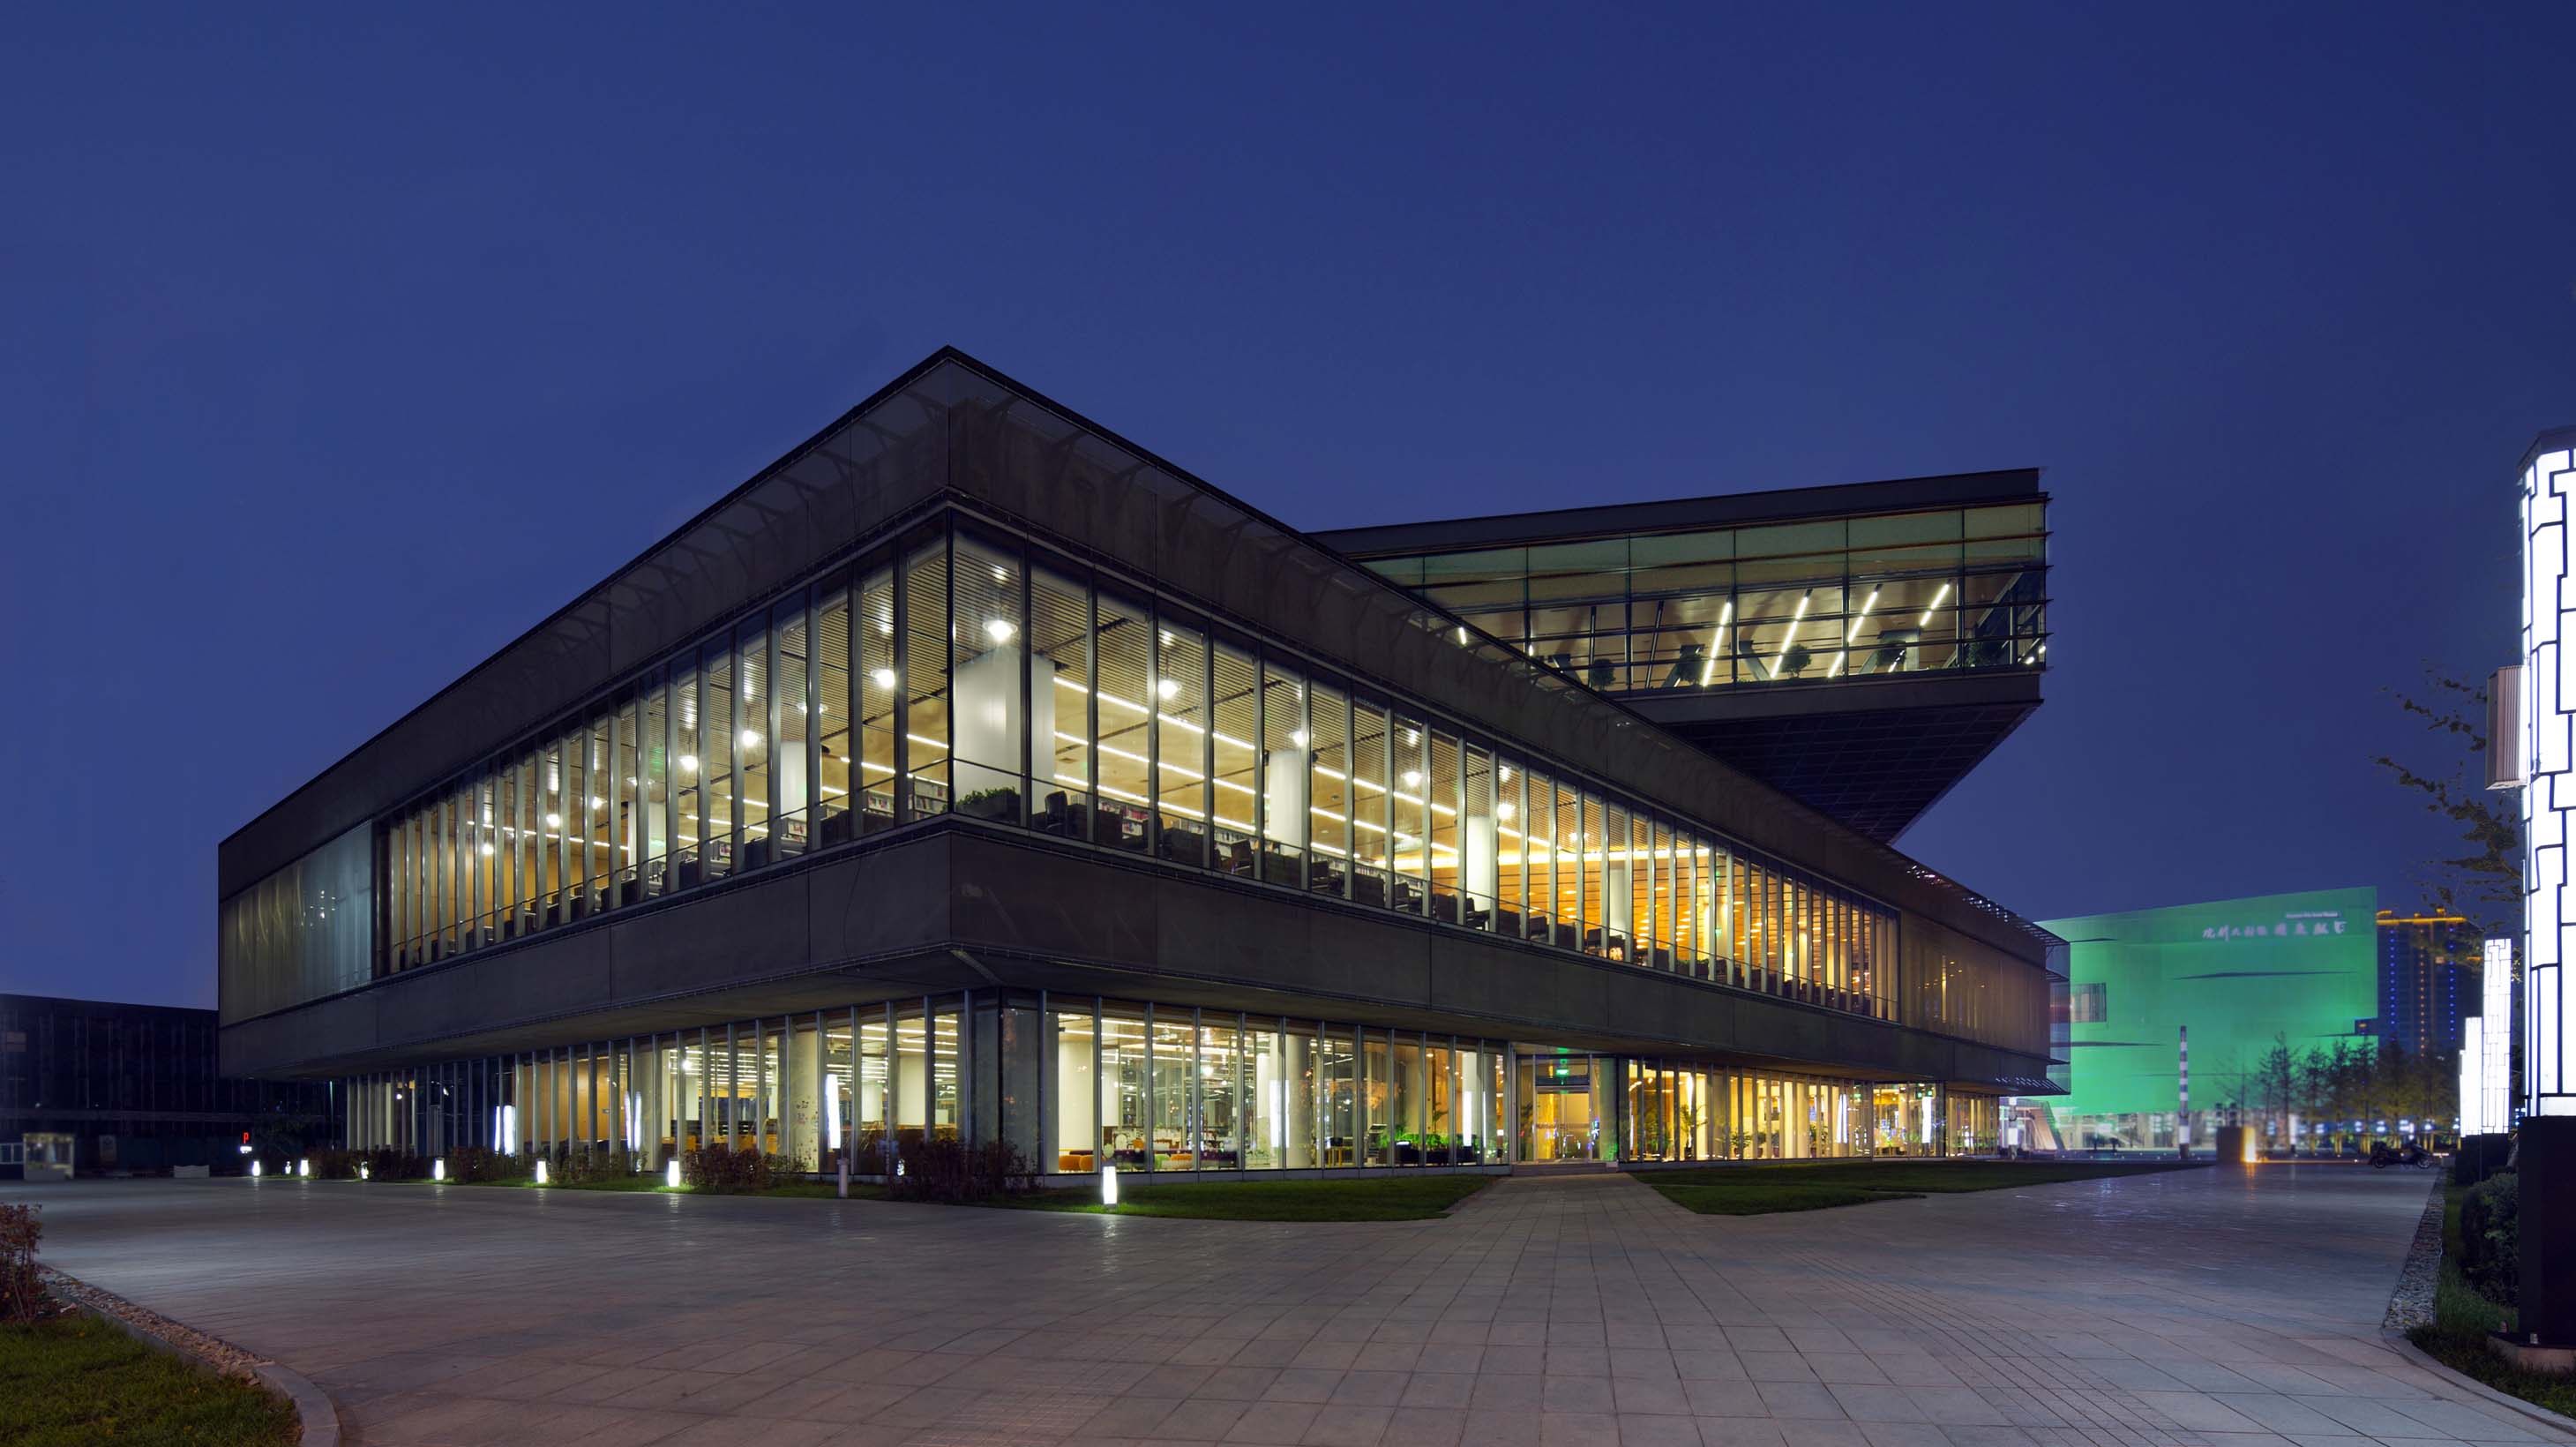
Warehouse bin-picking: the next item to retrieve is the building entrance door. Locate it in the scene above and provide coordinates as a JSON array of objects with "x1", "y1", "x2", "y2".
[{"x1": 1515, "y1": 1053, "x2": 1612, "y2": 1163}]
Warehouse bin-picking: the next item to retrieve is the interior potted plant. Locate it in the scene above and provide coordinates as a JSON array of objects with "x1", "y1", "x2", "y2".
[{"x1": 958, "y1": 786, "x2": 1017, "y2": 821}]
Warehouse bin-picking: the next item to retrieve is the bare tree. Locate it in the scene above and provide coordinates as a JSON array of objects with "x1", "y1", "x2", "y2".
[{"x1": 2373, "y1": 669, "x2": 2520, "y2": 937}]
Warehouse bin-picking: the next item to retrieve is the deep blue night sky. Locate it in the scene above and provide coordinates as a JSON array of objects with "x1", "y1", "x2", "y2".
[{"x1": 4, "y1": 7, "x2": 2572, "y2": 1007}]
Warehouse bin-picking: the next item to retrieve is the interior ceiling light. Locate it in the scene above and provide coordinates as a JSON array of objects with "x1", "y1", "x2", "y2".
[
  {"x1": 1290, "y1": 729, "x2": 1310, "y2": 747},
  {"x1": 679, "y1": 754, "x2": 698, "y2": 772},
  {"x1": 1700, "y1": 600, "x2": 1734, "y2": 687},
  {"x1": 1766, "y1": 594, "x2": 1812, "y2": 679},
  {"x1": 985, "y1": 619, "x2": 1015, "y2": 643},
  {"x1": 740, "y1": 729, "x2": 760, "y2": 748},
  {"x1": 872, "y1": 668, "x2": 898, "y2": 689},
  {"x1": 1156, "y1": 678, "x2": 1180, "y2": 701},
  {"x1": 545, "y1": 813, "x2": 562, "y2": 828}
]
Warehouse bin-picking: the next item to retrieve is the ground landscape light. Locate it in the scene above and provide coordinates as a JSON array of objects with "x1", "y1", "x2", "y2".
[
  {"x1": 433, "y1": 1158, "x2": 446, "y2": 1181},
  {"x1": 1101, "y1": 1163, "x2": 1120, "y2": 1207},
  {"x1": 535, "y1": 1158, "x2": 550, "y2": 1185},
  {"x1": 250, "y1": 1160, "x2": 261, "y2": 1178},
  {"x1": 666, "y1": 1158, "x2": 681, "y2": 1188}
]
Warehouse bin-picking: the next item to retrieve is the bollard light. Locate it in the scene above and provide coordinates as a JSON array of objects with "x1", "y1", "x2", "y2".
[
  {"x1": 1101, "y1": 1163, "x2": 1119, "y2": 1207},
  {"x1": 665, "y1": 1158, "x2": 681, "y2": 1189},
  {"x1": 298, "y1": 1158, "x2": 310, "y2": 1178},
  {"x1": 433, "y1": 1158, "x2": 446, "y2": 1181},
  {"x1": 251, "y1": 1160, "x2": 262, "y2": 1178},
  {"x1": 360, "y1": 1164, "x2": 370, "y2": 1181},
  {"x1": 535, "y1": 1159, "x2": 550, "y2": 1186}
]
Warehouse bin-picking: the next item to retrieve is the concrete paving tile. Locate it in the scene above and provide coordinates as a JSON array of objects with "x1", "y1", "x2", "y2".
[
  {"x1": 1464, "y1": 1408, "x2": 1543, "y2": 1446},
  {"x1": 1294, "y1": 1341, "x2": 1367, "y2": 1371},
  {"x1": 1934, "y1": 1428, "x2": 2033, "y2": 1447},
  {"x1": 1542, "y1": 1413, "x2": 1624, "y2": 1447},
  {"x1": 1554, "y1": 1348, "x2": 1615, "y2": 1378},
  {"x1": 1333, "y1": 1372, "x2": 1411, "y2": 1406},
  {"x1": 1759, "y1": 1383, "x2": 1851, "y2": 1421},
  {"x1": 1855, "y1": 1424, "x2": 1951, "y2": 1447},
  {"x1": 1226, "y1": 1401, "x2": 1324, "y2": 1443},
  {"x1": 1744, "y1": 1353, "x2": 1821, "y2": 1383},
  {"x1": 1413, "y1": 1344, "x2": 1484, "y2": 1376},
  {"x1": 1156, "y1": 1398, "x2": 1255, "y2": 1440},
  {"x1": 1808, "y1": 1355, "x2": 1891, "y2": 1386},
  {"x1": 1399, "y1": 1374, "x2": 1474, "y2": 1409},
  {"x1": 1700, "y1": 1421, "x2": 1788, "y2": 1447},
  {"x1": 2207, "y1": 1394, "x2": 2363, "y2": 1436},
  {"x1": 1683, "y1": 1380, "x2": 1770, "y2": 1418},
  {"x1": 1474, "y1": 1375, "x2": 1546, "y2": 1412},
  {"x1": 1621, "y1": 1413, "x2": 1707, "y2": 1446},
  {"x1": 1902, "y1": 1391, "x2": 2006, "y2": 1428},
  {"x1": 1617, "y1": 1378, "x2": 1696, "y2": 1415},
  {"x1": 1269, "y1": 1369, "x2": 1348, "y2": 1404},
  {"x1": 2381, "y1": 1399, "x2": 2545, "y2": 1441},
  {"x1": 1676, "y1": 1352, "x2": 1750, "y2": 1381},
  {"x1": 1200, "y1": 1368, "x2": 1285, "y2": 1401},
  {"x1": 1779, "y1": 1424, "x2": 1869, "y2": 1447},
  {"x1": 1304, "y1": 1403, "x2": 1394, "y2": 1445},
  {"x1": 2131, "y1": 1391, "x2": 2267, "y2": 1434},
  {"x1": 1830, "y1": 1384, "x2": 1932, "y2": 1423},
  {"x1": 1548, "y1": 1376, "x2": 1621, "y2": 1413},
  {"x1": 1381, "y1": 1406, "x2": 1466, "y2": 1447},
  {"x1": 1868, "y1": 1359, "x2": 1961, "y2": 1390}
]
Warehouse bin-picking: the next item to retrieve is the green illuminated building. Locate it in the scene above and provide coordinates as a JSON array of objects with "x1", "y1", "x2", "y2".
[{"x1": 2038, "y1": 888, "x2": 2378, "y2": 1150}]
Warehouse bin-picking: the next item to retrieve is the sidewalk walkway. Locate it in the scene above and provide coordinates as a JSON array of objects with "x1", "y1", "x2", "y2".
[{"x1": 13, "y1": 1163, "x2": 2548, "y2": 1447}]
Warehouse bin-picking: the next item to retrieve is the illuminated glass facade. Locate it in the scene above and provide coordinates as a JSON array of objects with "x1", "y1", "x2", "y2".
[
  {"x1": 2041, "y1": 888, "x2": 2377, "y2": 1151},
  {"x1": 1352, "y1": 504, "x2": 2048, "y2": 696},
  {"x1": 363, "y1": 513, "x2": 1950, "y2": 1030}
]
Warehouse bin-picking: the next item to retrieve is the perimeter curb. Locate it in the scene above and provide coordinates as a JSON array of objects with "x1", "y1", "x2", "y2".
[
  {"x1": 2379, "y1": 1326, "x2": 2576, "y2": 1440},
  {"x1": 47, "y1": 1272, "x2": 340, "y2": 1447}
]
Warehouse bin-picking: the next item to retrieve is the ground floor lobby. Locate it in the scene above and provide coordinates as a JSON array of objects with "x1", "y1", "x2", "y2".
[{"x1": 331, "y1": 988, "x2": 2011, "y2": 1180}]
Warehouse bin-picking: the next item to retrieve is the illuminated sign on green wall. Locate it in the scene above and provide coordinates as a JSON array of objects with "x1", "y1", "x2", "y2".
[{"x1": 2039, "y1": 887, "x2": 2378, "y2": 1120}]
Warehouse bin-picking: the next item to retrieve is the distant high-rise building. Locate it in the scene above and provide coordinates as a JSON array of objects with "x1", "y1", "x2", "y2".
[{"x1": 2378, "y1": 910, "x2": 2479, "y2": 1054}]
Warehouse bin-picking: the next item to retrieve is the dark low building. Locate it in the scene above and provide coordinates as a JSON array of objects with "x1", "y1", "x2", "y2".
[
  {"x1": 216, "y1": 349, "x2": 2063, "y2": 1176},
  {"x1": 1, "y1": 993, "x2": 328, "y2": 1180}
]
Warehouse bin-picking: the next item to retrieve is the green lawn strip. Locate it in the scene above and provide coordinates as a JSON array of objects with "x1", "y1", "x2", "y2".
[
  {"x1": 472, "y1": 1176, "x2": 887, "y2": 1199},
  {"x1": 1641, "y1": 1160, "x2": 2198, "y2": 1215},
  {"x1": 1651, "y1": 1181, "x2": 1920, "y2": 1215},
  {"x1": 999, "y1": 1175, "x2": 1495, "y2": 1221},
  {"x1": 0, "y1": 1314, "x2": 296, "y2": 1447},
  {"x1": 2403, "y1": 1184, "x2": 2576, "y2": 1418}
]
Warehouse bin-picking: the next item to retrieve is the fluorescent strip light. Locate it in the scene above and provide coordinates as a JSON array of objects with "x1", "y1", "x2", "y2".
[
  {"x1": 1767, "y1": 595, "x2": 1811, "y2": 679},
  {"x1": 1700, "y1": 600, "x2": 1732, "y2": 687},
  {"x1": 1918, "y1": 581, "x2": 1950, "y2": 626},
  {"x1": 1827, "y1": 588, "x2": 1881, "y2": 679}
]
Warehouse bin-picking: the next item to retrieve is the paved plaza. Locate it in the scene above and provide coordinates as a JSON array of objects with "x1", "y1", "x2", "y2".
[{"x1": 14, "y1": 1165, "x2": 2560, "y2": 1447}]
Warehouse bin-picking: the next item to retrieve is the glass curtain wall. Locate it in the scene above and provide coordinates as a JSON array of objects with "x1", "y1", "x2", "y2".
[
  {"x1": 1356, "y1": 503, "x2": 2049, "y2": 694},
  {"x1": 344, "y1": 995, "x2": 1518, "y2": 1177},
  {"x1": 356, "y1": 513, "x2": 2056, "y2": 1053}
]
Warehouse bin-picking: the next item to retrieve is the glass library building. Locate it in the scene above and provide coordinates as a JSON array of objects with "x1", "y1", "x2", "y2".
[{"x1": 218, "y1": 349, "x2": 2063, "y2": 1178}]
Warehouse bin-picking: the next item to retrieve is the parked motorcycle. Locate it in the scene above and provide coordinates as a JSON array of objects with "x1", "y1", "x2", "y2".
[{"x1": 2369, "y1": 1140, "x2": 2437, "y2": 1170}]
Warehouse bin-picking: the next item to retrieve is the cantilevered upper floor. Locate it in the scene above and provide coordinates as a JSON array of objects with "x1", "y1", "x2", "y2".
[{"x1": 1313, "y1": 472, "x2": 2048, "y2": 841}]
